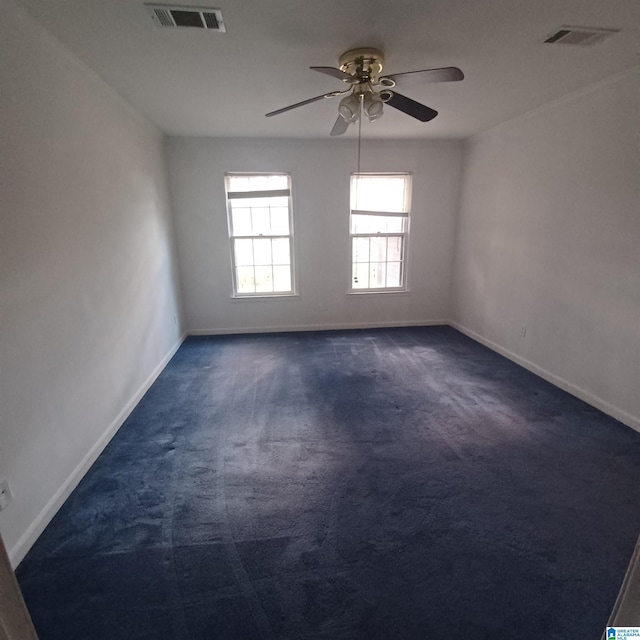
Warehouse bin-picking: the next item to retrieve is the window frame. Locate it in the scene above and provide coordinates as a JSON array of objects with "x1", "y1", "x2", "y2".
[
  {"x1": 348, "y1": 172, "x2": 412, "y2": 294},
  {"x1": 225, "y1": 172, "x2": 297, "y2": 299}
]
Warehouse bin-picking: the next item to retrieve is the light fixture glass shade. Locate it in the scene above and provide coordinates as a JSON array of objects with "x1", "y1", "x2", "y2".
[
  {"x1": 363, "y1": 92, "x2": 384, "y2": 121},
  {"x1": 338, "y1": 94, "x2": 361, "y2": 123}
]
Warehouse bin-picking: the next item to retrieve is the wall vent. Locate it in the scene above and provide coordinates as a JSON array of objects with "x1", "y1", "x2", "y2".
[
  {"x1": 146, "y1": 4, "x2": 225, "y2": 31},
  {"x1": 544, "y1": 26, "x2": 619, "y2": 46}
]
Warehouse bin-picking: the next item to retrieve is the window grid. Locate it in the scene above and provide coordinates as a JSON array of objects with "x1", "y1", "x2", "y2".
[
  {"x1": 233, "y1": 237, "x2": 292, "y2": 294},
  {"x1": 352, "y1": 235, "x2": 405, "y2": 289},
  {"x1": 225, "y1": 174, "x2": 295, "y2": 297}
]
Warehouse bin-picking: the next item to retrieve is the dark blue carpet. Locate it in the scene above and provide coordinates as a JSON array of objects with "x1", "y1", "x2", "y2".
[{"x1": 16, "y1": 326, "x2": 640, "y2": 639}]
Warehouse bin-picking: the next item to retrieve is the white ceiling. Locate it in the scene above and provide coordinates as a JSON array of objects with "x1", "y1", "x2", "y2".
[{"x1": 17, "y1": 0, "x2": 638, "y2": 139}]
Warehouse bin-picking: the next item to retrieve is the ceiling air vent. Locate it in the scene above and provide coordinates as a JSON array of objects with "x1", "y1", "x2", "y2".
[
  {"x1": 544, "y1": 26, "x2": 619, "y2": 46},
  {"x1": 146, "y1": 4, "x2": 225, "y2": 31}
]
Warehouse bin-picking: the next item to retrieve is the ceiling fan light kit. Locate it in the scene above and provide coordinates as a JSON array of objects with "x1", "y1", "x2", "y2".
[
  {"x1": 338, "y1": 94, "x2": 361, "y2": 123},
  {"x1": 363, "y1": 92, "x2": 384, "y2": 121},
  {"x1": 265, "y1": 47, "x2": 464, "y2": 136}
]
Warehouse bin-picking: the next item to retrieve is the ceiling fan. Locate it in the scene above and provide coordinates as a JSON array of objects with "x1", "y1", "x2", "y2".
[{"x1": 265, "y1": 48, "x2": 464, "y2": 136}]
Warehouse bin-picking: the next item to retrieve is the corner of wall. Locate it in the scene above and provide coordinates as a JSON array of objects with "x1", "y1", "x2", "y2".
[{"x1": 8, "y1": 334, "x2": 185, "y2": 568}]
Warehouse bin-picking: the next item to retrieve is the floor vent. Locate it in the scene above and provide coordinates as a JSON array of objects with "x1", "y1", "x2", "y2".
[
  {"x1": 146, "y1": 4, "x2": 225, "y2": 31},
  {"x1": 544, "y1": 26, "x2": 619, "y2": 46}
]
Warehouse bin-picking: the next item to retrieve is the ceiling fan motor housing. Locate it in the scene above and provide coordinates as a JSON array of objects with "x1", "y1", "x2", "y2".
[{"x1": 339, "y1": 48, "x2": 385, "y2": 84}]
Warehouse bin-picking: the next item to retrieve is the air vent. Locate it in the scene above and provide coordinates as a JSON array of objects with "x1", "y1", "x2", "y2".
[
  {"x1": 146, "y1": 4, "x2": 225, "y2": 31},
  {"x1": 544, "y1": 26, "x2": 619, "y2": 46}
]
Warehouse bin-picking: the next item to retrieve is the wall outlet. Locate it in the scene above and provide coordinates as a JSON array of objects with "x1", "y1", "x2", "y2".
[
  {"x1": 520, "y1": 325, "x2": 527, "y2": 338},
  {"x1": 0, "y1": 478, "x2": 12, "y2": 510}
]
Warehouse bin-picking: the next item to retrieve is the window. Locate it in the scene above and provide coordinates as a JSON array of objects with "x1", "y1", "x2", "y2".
[
  {"x1": 349, "y1": 173, "x2": 411, "y2": 292},
  {"x1": 225, "y1": 173, "x2": 296, "y2": 297}
]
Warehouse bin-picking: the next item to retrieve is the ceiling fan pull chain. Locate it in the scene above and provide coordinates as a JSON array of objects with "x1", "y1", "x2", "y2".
[{"x1": 357, "y1": 101, "x2": 362, "y2": 176}]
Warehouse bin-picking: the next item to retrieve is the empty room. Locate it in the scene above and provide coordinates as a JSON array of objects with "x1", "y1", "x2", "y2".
[{"x1": 1, "y1": 0, "x2": 639, "y2": 638}]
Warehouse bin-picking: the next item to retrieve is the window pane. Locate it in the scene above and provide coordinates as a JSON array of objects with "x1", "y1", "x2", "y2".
[
  {"x1": 351, "y1": 214, "x2": 405, "y2": 234},
  {"x1": 352, "y1": 262, "x2": 369, "y2": 289},
  {"x1": 228, "y1": 175, "x2": 250, "y2": 192},
  {"x1": 272, "y1": 238, "x2": 290, "y2": 265},
  {"x1": 386, "y1": 262, "x2": 402, "y2": 287},
  {"x1": 227, "y1": 174, "x2": 290, "y2": 193},
  {"x1": 351, "y1": 215, "x2": 375, "y2": 234},
  {"x1": 253, "y1": 238, "x2": 272, "y2": 266},
  {"x1": 350, "y1": 215, "x2": 367, "y2": 234},
  {"x1": 251, "y1": 207, "x2": 271, "y2": 235},
  {"x1": 236, "y1": 267, "x2": 255, "y2": 293},
  {"x1": 369, "y1": 262, "x2": 386, "y2": 288},
  {"x1": 273, "y1": 266, "x2": 291, "y2": 292},
  {"x1": 254, "y1": 266, "x2": 273, "y2": 292},
  {"x1": 268, "y1": 175, "x2": 289, "y2": 190},
  {"x1": 353, "y1": 237, "x2": 369, "y2": 263},
  {"x1": 231, "y1": 207, "x2": 252, "y2": 236},
  {"x1": 252, "y1": 175, "x2": 271, "y2": 191},
  {"x1": 351, "y1": 175, "x2": 408, "y2": 213},
  {"x1": 387, "y1": 236, "x2": 403, "y2": 262},
  {"x1": 270, "y1": 207, "x2": 290, "y2": 235},
  {"x1": 240, "y1": 197, "x2": 267, "y2": 208},
  {"x1": 384, "y1": 216, "x2": 405, "y2": 233},
  {"x1": 234, "y1": 239, "x2": 254, "y2": 266},
  {"x1": 369, "y1": 236, "x2": 387, "y2": 262}
]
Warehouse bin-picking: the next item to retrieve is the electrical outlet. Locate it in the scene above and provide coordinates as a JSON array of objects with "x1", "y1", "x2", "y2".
[
  {"x1": 0, "y1": 478, "x2": 12, "y2": 510},
  {"x1": 520, "y1": 325, "x2": 527, "y2": 338}
]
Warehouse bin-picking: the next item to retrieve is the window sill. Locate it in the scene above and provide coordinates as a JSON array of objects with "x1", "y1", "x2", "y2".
[
  {"x1": 346, "y1": 289, "x2": 411, "y2": 296},
  {"x1": 230, "y1": 293, "x2": 300, "y2": 301}
]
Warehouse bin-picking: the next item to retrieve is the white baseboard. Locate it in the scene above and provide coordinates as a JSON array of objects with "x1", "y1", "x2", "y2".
[
  {"x1": 188, "y1": 319, "x2": 449, "y2": 336},
  {"x1": 450, "y1": 322, "x2": 640, "y2": 434},
  {"x1": 190, "y1": 320, "x2": 640, "y2": 431},
  {"x1": 11, "y1": 321, "x2": 638, "y2": 567},
  {"x1": 9, "y1": 333, "x2": 186, "y2": 568}
]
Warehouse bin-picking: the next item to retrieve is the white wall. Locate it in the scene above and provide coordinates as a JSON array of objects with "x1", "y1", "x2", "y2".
[
  {"x1": 166, "y1": 137, "x2": 463, "y2": 333},
  {"x1": 2, "y1": 0, "x2": 636, "y2": 571},
  {"x1": 452, "y1": 70, "x2": 640, "y2": 430},
  {"x1": 0, "y1": 0, "x2": 183, "y2": 564}
]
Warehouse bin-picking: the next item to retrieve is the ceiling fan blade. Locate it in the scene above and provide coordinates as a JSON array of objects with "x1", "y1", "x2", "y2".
[
  {"x1": 310, "y1": 66, "x2": 355, "y2": 82},
  {"x1": 330, "y1": 115, "x2": 349, "y2": 137},
  {"x1": 383, "y1": 66, "x2": 464, "y2": 86},
  {"x1": 385, "y1": 92, "x2": 438, "y2": 122},
  {"x1": 265, "y1": 91, "x2": 341, "y2": 117}
]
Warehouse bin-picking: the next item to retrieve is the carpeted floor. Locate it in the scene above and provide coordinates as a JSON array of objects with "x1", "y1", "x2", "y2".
[{"x1": 16, "y1": 326, "x2": 640, "y2": 639}]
